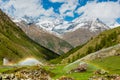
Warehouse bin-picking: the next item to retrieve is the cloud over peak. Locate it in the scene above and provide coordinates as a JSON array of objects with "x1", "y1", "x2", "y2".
[{"x1": 76, "y1": 1, "x2": 120, "y2": 25}]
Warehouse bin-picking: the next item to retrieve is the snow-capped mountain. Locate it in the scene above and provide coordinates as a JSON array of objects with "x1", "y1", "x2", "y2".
[
  {"x1": 35, "y1": 18, "x2": 110, "y2": 34},
  {"x1": 61, "y1": 18, "x2": 110, "y2": 47},
  {"x1": 13, "y1": 14, "x2": 120, "y2": 36},
  {"x1": 35, "y1": 18, "x2": 69, "y2": 34},
  {"x1": 73, "y1": 18, "x2": 110, "y2": 32},
  {"x1": 13, "y1": 15, "x2": 119, "y2": 47}
]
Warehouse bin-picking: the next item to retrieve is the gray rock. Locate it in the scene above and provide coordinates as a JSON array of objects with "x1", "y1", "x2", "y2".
[{"x1": 0, "y1": 75, "x2": 2, "y2": 80}]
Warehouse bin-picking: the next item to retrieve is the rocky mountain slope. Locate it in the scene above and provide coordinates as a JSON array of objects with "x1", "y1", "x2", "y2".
[
  {"x1": 15, "y1": 21, "x2": 73, "y2": 54},
  {"x1": 62, "y1": 18, "x2": 110, "y2": 47},
  {"x1": 62, "y1": 26, "x2": 120, "y2": 63},
  {"x1": 0, "y1": 9, "x2": 59, "y2": 65},
  {"x1": 33, "y1": 18, "x2": 110, "y2": 47},
  {"x1": 14, "y1": 17, "x2": 110, "y2": 48}
]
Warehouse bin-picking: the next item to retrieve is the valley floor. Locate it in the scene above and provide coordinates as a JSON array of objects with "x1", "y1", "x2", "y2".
[{"x1": 0, "y1": 56, "x2": 120, "y2": 80}]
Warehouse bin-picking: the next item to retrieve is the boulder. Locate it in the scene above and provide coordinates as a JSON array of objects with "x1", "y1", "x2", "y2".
[
  {"x1": 94, "y1": 69, "x2": 108, "y2": 75},
  {"x1": 58, "y1": 76, "x2": 74, "y2": 80},
  {"x1": 70, "y1": 62, "x2": 88, "y2": 73}
]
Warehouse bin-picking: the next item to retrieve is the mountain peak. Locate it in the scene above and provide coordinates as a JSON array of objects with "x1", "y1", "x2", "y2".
[
  {"x1": 90, "y1": 18, "x2": 110, "y2": 32},
  {"x1": 11, "y1": 14, "x2": 110, "y2": 35}
]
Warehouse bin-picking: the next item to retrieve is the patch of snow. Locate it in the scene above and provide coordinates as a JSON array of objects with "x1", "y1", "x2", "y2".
[
  {"x1": 109, "y1": 23, "x2": 120, "y2": 28},
  {"x1": 3, "y1": 58, "x2": 13, "y2": 66},
  {"x1": 12, "y1": 19, "x2": 21, "y2": 23},
  {"x1": 12, "y1": 15, "x2": 110, "y2": 35}
]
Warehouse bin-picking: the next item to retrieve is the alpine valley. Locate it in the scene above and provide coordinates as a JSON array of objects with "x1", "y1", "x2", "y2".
[{"x1": 0, "y1": 0, "x2": 120, "y2": 80}]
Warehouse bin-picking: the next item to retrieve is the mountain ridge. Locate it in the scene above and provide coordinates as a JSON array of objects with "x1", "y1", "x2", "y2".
[
  {"x1": 13, "y1": 17, "x2": 110, "y2": 47},
  {"x1": 13, "y1": 16, "x2": 110, "y2": 35},
  {"x1": 62, "y1": 18, "x2": 109, "y2": 47},
  {"x1": 15, "y1": 21, "x2": 73, "y2": 54}
]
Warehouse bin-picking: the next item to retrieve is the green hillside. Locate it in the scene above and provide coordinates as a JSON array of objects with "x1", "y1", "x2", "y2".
[
  {"x1": 63, "y1": 44, "x2": 120, "y2": 80},
  {"x1": 90, "y1": 56, "x2": 120, "y2": 74},
  {"x1": 0, "y1": 10, "x2": 59, "y2": 65},
  {"x1": 62, "y1": 26, "x2": 120, "y2": 63},
  {"x1": 65, "y1": 43, "x2": 120, "y2": 70},
  {"x1": 50, "y1": 44, "x2": 85, "y2": 64},
  {"x1": 62, "y1": 56, "x2": 120, "y2": 80}
]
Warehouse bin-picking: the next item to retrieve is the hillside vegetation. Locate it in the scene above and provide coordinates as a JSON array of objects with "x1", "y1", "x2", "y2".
[
  {"x1": 90, "y1": 56, "x2": 120, "y2": 74},
  {"x1": 62, "y1": 26, "x2": 120, "y2": 63},
  {"x1": 65, "y1": 43, "x2": 120, "y2": 70},
  {"x1": 50, "y1": 44, "x2": 85, "y2": 63},
  {"x1": 63, "y1": 44, "x2": 120, "y2": 79},
  {"x1": 0, "y1": 10, "x2": 59, "y2": 65}
]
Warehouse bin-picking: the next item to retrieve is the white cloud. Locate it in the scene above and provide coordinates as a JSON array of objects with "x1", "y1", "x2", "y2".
[
  {"x1": 1, "y1": 0, "x2": 42, "y2": 17},
  {"x1": 0, "y1": 0, "x2": 59, "y2": 19},
  {"x1": 42, "y1": 7, "x2": 55, "y2": 16},
  {"x1": 65, "y1": 11, "x2": 74, "y2": 17},
  {"x1": 59, "y1": 0, "x2": 79, "y2": 17},
  {"x1": 49, "y1": 0, "x2": 79, "y2": 17},
  {"x1": 1, "y1": 0, "x2": 120, "y2": 27},
  {"x1": 76, "y1": 1, "x2": 120, "y2": 25},
  {"x1": 49, "y1": 0, "x2": 65, "y2": 3}
]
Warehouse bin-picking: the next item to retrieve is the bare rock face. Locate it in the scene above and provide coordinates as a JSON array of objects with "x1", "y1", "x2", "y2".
[
  {"x1": 16, "y1": 21, "x2": 73, "y2": 55},
  {"x1": 62, "y1": 19, "x2": 109, "y2": 47},
  {"x1": 62, "y1": 28, "x2": 97, "y2": 47}
]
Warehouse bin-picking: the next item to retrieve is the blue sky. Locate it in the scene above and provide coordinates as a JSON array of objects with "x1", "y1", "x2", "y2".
[
  {"x1": 42, "y1": 0, "x2": 120, "y2": 23},
  {"x1": 0, "y1": 0, "x2": 120, "y2": 26},
  {"x1": 42, "y1": 0, "x2": 119, "y2": 21}
]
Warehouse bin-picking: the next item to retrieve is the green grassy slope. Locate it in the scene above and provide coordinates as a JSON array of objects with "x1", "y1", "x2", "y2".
[
  {"x1": 50, "y1": 44, "x2": 85, "y2": 64},
  {"x1": 0, "y1": 10, "x2": 59, "y2": 65},
  {"x1": 63, "y1": 44, "x2": 120, "y2": 79},
  {"x1": 90, "y1": 56, "x2": 120, "y2": 74},
  {"x1": 44, "y1": 64, "x2": 93, "y2": 80},
  {"x1": 62, "y1": 26, "x2": 120, "y2": 63},
  {"x1": 65, "y1": 43, "x2": 120, "y2": 70},
  {"x1": 61, "y1": 56, "x2": 120, "y2": 80}
]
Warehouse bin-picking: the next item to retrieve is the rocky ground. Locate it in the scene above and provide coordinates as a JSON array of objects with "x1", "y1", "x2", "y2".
[
  {"x1": 89, "y1": 74, "x2": 120, "y2": 80},
  {"x1": 0, "y1": 66, "x2": 52, "y2": 80},
  {"x1": 89, "y1": 69, "x2": 120, "y2": 80},
  {"x1": 0, "y1": 65, "x2": 120, "y2": 80}
]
